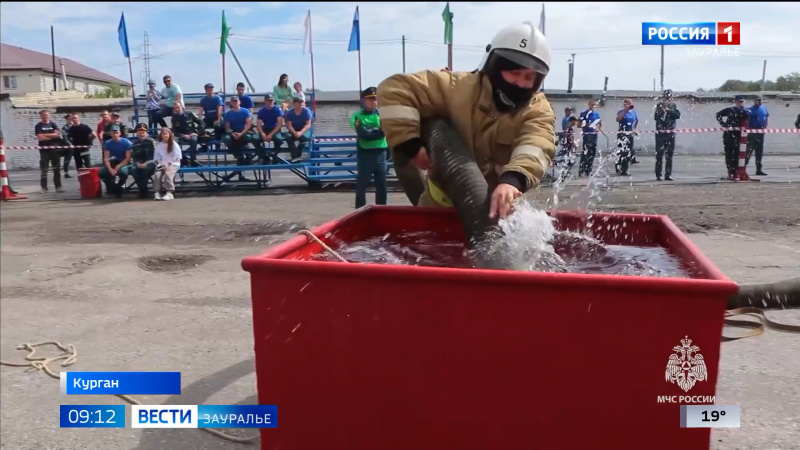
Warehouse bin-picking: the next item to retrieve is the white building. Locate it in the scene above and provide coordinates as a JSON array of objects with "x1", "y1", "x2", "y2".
[{"x1": 0, "y1": 43, "x2": 131, "y2": 96}]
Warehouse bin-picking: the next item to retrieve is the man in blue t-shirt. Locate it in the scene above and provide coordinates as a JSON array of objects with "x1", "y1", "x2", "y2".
[
  {"x1": 285, "y1": 96, "x2": 313, "y2": 160},
  {"x1": 99, "y1": 125, "x2": 133, "y2": 197},
  {"x1": 578, "y1": 100, "x2": 602, "y2": 176},
  {"x1": 614, "y1": 98, "x2": 639, "y2": 176},
  {"x1": 199, "y1": 83, "x2": 224, "y2": 139},
  {"x1": 256, "y1": 94, "x2": 285, "y2": 159},
  {"x1": 236, "y1": 82, "x2": 255, "y2": 112},
  {"x1": 223, "y1": 96, "x2": 266, "y2": 171},
  {"x1": 746, "y1": 96, "x2": 769, "y2": 175}
]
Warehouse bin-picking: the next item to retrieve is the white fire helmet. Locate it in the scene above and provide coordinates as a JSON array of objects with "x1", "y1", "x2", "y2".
[{"x1": 478, "y1": 22, "x2": 552, "y2": 92}]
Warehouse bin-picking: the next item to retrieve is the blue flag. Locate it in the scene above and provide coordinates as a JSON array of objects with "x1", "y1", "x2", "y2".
[
  {"x1": 118, "y1": 13, "x2": 130, "y2": 58},
  {"x1": 348, "y1": 6, "x2": 360, "y2": 52}
]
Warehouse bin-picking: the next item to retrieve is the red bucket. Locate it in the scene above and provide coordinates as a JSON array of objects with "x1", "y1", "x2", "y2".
[{"x1": 77, "y1": 168, "x2": 102, "y2": 199}]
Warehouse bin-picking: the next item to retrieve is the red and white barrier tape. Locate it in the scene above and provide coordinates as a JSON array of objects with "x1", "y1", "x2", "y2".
[
  {"x1": 2, "y1": 145, "x2": 91, "y2": 150},
  {"x1": 5, "y1": 127, "x2": 799, "y2": 147},
  {"x1": 314, "y1": 128, "x2": 800, "y2": 142}
]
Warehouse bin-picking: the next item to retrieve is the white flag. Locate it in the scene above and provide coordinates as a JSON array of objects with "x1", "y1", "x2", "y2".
[
  {"x1": 538, "y1": 4, "x2": 545, "y2": 35},
  {"x1": 303, "y1": 10, "x2": 311, "y2": 55}
]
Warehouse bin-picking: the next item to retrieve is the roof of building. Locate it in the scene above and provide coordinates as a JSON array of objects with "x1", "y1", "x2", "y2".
[
  {"x1": 7, "y1": 91, "x2": 129, "y2": 109},
  {"x1": 0, "y1": 43, "x2": 130, "y2": 86}
]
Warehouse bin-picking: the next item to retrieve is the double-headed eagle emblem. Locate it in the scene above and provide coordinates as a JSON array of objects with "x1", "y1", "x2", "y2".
[{"x1": 665, "y1": 336, "x2": 707, "y2": 392}]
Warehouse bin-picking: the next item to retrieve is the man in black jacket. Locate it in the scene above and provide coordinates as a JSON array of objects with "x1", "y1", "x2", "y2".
[
  {"x1": 171, "y1": 103, "x2": 202, "y2": 166},
  {"x1": 654, "y1": 89, "x2": 681, "y2": 181},
  {"x1": 715, "y1": 95, "x2": 750, "y2": 178}
]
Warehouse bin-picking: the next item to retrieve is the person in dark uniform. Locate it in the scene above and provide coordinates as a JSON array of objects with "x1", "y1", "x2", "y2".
[
  {"x1": 126, "y1": 123, "x2": 157, "y2": 198},
  {"x1": 60, "y1": 113, "x2": 75, "y2": 178},
  {"x1": 171, "y1": 103, "x2": 203, "y2": 166},
  {"x1": 102, "y1": 112, "x2": 129, "y2": 142},
  {"x1": 796, "y1": 114, "x2": 800, "y2": 168},
  {"x1": 715, "y1": 95, "x2": 750, "y2": 178},
  {"x1": 746, "y1": 96, "x2": 769, "y2": 176},
  {"x1": 350, "y1": 87, "x2": 389, "y2": 209},
  {"x1": 654, "y1": 89, "x2": 681, "y2": 181},
  {"x1": 578, "y1": 100, "x2": 602, "y2": 176}
]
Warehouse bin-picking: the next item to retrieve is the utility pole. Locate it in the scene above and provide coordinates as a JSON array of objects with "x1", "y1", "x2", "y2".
[
  {"x1": 402, "y1": 35, "x2": 406, "y2": 73},
  {"x1": 659, "y1": 45, "x2": 665, "y2": 92},
  {"x1": 50, "y1": 26, "x2": 57, "y2": 91},
  {"x1": 761, "y1": 60, "x2": 767, "y2": 91},
  {"x1": 567, "y1": 56, "x2": 574, "y2": 94},
  {"x1": 653, "y1": 78, "x2": 656, "y2": 92}
]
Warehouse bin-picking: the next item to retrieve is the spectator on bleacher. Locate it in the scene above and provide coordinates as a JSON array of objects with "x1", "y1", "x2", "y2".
[
  {"x1": 103, "y1": 112, "x2": 129, "y2": 141},
  {"x1": 236, "y1": 82, "x2": 255, "y2": 112},
  {"x1": 99, "y1": 125, "x2": 133, "y2": 198},
  {"x1": 285, "y1": 96, "x2": 313, "y2": 161},
  {"x1": 127, "y1": 123, "x2": 157, "y2": 198},
  {"x1": 256, "y1": 93, "x2": 285, "y2": 161},
  {"x1": 171, "y1": 103, "x2": 202, "y2": 166},
  {"x1": 159, "y1": 75, "x2": 184, "y2": 126},
  {"x1": 223, "y1": 96, "x2": 264, "y2": 172},
  {"x1": 199, "y1": 83, "x2": 224, "y2": 140},
  {"x1": 146, "y1": 80, "x2": 166, "y2": 130},
  {"x1": 97, "y1": 110, "x2": 111, "y2": 142},
  {"x1": 61, "y1": 113, "x2": 75, "y2": 178},
  {"x1": 66, "y1": 113, "x2": 96, "y2": 170},
  {"x1": 273, "y1": 74, "x2": 293, "y2": 112},
  {"x1": 153, "y1": 127, "x2": 182, "y2": 201},
  {"x1": 34, "y1": 109, "x2": 67, "y2": 194},
  {"x1": 293, "y1": 82, "x2": 306, "y2": 104},
  {"x1": 350, "y1": 87, "x2": 389, "y2": 209}
]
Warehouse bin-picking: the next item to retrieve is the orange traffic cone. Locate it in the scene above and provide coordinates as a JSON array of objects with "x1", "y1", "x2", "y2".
[{"x1": 1, "y1": 140, "x2": 28, "y2": 202}]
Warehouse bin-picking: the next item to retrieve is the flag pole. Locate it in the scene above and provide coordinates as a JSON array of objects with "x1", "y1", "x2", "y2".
[
  {"x1": 118, "y1": 13, "x2": 138, "y2": 124},
  {"x1": 126, "y1": 56, "x2": 139, "y2": 124},
  {"x1": 357, "y1": 50, "x2": 363, "y2": 93},
  {"x1": 447, "y1": 13, "x2": 453, "y2": 71},
  {"x1": 309, "y1": 10, "x2": 317, "y2": 114}
]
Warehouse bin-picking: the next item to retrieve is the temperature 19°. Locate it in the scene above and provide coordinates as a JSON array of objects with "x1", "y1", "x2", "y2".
[{"x1": 701, "y1": 410, "x2": 726, "y2": 422}]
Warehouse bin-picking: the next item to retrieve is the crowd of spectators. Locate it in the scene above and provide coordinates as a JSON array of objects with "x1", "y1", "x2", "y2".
[{"x1": 34, "y1": 73, "x2": 314, "y2": 199}]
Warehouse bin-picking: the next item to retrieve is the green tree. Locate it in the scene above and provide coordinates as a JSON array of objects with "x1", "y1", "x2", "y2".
[
  {"x1": 775, "y1": 72, "x2": 800, "y2": 91},
  {"x1": 87, "y1": 83, "x2": 127, "y2": 99},
  {"x1": 714, "y1": 72, "x2": 800, "y2": 92}
]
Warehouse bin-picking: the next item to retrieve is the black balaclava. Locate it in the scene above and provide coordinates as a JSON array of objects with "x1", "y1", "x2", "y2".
[{"x1": 485, "y1": 54, "x2": 535, "y2": 113}]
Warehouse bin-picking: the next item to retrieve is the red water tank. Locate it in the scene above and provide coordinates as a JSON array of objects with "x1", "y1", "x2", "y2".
[{"x1": 242, "y1": 206, "x2": 737, "y2": 450}]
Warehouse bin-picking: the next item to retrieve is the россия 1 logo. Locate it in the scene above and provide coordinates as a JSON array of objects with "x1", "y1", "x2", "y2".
[{"x1": 642, "y1": 22, "x2": 740, "y2": 46}]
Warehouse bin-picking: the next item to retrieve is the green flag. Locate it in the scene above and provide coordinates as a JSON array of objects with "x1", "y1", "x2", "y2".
[
  {"x1": 442, "y1": 3, "x2": 453, "y2": 45},
  {"x1": 220, "y1": 11, "x2": 230, "y2": 55}
]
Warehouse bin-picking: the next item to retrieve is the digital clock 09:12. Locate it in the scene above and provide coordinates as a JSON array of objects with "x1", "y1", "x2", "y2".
[{"x1": 59, "y1": 405, "x2": 126, "y2": 428}]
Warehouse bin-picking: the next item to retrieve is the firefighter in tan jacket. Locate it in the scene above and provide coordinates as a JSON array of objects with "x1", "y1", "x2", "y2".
[{"x1": 377, "y1": 22, "x2": 555, "y2": 220}]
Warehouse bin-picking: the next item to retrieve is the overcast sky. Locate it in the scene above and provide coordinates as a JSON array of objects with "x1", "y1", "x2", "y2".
[{"x1": 1, "y1": 2, "x2": 798, "y2": 95}]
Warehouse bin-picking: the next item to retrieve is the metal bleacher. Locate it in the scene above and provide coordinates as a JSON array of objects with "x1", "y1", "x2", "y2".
[
  {"x1": 306, "y1": 135, "x2": 396, "y2": 185},
  {"x1": 140, "y1": 91, "x2": 397, "y2": 191}
]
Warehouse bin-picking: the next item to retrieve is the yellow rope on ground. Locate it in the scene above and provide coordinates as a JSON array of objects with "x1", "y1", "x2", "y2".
[{"x1": 0, "y1": 342, "x2": 259, "y2": 445}]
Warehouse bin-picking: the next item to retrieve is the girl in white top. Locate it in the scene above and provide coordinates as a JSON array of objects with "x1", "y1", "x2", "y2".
[
  {"x1": 293, "y1": 82, "x2": 306, "y2": 104},
  {"x1": 153, "y1": 127, "x2": 182, "y2": 201}
]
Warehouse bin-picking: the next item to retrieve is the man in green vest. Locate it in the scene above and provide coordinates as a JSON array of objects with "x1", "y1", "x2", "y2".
[{"x1": 350, "y1": 87, "x2": 389, "y2": 209}]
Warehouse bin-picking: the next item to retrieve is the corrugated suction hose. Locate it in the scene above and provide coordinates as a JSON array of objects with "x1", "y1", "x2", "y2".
[{"x1": 421, "y1": 118, "x2": 501, "y2": 250}]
